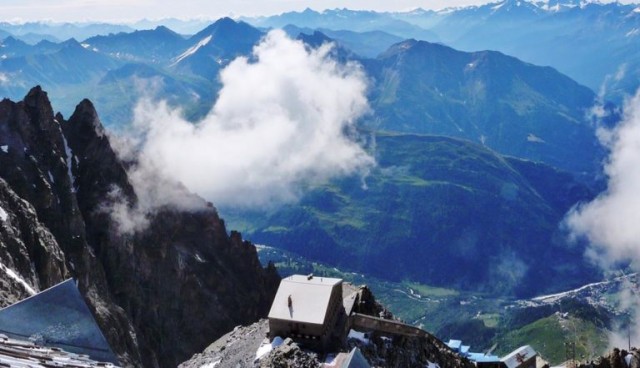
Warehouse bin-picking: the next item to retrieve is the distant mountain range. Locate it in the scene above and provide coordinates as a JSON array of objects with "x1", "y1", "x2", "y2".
[
  {"x1": 363, "y1": 38, "x2": 602, "y2": 174},
  {"x1": 0, "y1": 10, "x2": 634, "y2": 362},
  {"x1": 0, "y1": 17, "x2": 605, "y2": 173},
  {"x1": 243, "y1": 1, "x2": 640, "y2": 100},
  {"x1": 0, "y1": 21, "x2": 133, "y2": 43},
  {"x1": 0, "y1": 15, "x2": 616, "y2": 298},
  {"x1": 245, "y1": 8, "x2": 440, "y2": 42}
]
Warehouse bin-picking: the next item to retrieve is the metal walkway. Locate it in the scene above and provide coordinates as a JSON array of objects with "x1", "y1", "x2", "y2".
[{"x1": 349, "y1": 313, "x2": 432, "y2": 338}]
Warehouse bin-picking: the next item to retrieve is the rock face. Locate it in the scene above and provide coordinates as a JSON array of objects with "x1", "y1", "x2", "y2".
[
  {"x1": 0, "y1": 86, "x2": 280, "y2": 367},
  {"x1": 578, "y1": 348, "x2": 640, "y2": 368}
]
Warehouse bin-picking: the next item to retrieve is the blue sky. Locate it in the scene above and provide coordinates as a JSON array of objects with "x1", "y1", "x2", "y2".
[{"x1": 2, "y1": 0, "x2": 636, "y2": 23}]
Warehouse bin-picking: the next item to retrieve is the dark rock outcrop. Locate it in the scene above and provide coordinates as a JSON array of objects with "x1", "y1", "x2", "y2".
[
  {"x1": 0, "y1": 178, "x2": 67, "y2": 304},
  {"x1": 578, "y1": 348, "x2": 640, "y2": 368},
  {"x1": 0, "y1": 86, "x2": 280, "y2": 367}
]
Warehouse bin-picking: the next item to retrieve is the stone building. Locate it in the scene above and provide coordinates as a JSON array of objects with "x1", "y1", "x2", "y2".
[{"x1": 268, "y1": 274, "x2": 345, "y2": 350}]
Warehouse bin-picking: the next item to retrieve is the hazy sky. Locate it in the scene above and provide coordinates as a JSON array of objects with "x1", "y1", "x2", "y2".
[{"x1": 3, "y1": 0, "x2": 636, "y2": 23}]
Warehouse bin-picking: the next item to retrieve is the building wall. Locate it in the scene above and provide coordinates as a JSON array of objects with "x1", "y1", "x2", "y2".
[
  {"x1": 321, "y1": 282, "x2": 346, "y2": 348},
  {"x1": 521, "y1": 357, "x2": 536, "y2": 368},
  {"x1": 269, "y1": 318, "x2": 325, "y2": 339},
  {"x1": 476, "y1": 362, "x2": 502, "y2": 368}
]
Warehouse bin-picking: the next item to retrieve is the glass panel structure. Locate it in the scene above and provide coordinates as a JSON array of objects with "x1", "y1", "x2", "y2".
[{"x1": 0, "y1": 279, "x2": 119, "y2": 364}]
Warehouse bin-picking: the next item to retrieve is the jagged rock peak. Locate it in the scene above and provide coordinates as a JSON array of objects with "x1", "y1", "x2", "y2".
[
  {"x1": 62, "y1": 95, "x2": 136, "y2": 207},
  {"x1": 0, "y1": 86, "x2": 281, "y2": 367},
  {"x1": 68, "y1": 98, "x2": 106, "y2": 138},
  {"x1": 22, "y1": 86, "x2": 67, "y2": 154},
  {"x1": 24, "y1": 85, "x2": 49, "y2": 107}
]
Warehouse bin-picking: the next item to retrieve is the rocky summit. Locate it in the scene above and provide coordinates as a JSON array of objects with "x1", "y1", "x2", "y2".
[
  {"x1": 180, "y1": 283, "x2": 475, "y2": 368},
  {"x1": 0, "y1": 86, "x2": 280, "y2": 367}
]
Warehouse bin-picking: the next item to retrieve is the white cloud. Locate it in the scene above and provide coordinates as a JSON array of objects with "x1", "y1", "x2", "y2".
[
  {"x1": 119, "y1": 30, "x2": 373, "y2": 214},
  {"x1": 607, "y1": 276, "x2": 640, "y2": 351},
  {"x1": 566, "y1": 89, "x2": 640, "y2": 350},
  {"x1": 566, "y1": 89, "x2": 640, "y2": 269}
]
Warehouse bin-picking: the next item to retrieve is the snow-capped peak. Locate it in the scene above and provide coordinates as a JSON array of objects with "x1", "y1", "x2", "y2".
[{"x1": 482, "y1": 0, "x2": 607, "y2": 13}]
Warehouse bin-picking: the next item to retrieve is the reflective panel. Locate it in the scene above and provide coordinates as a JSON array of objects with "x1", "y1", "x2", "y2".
[
  {"x1": 344, "y1": 347, "x2": 371, "y2": 368},
  {"x1": 0, "y1": 279, "x2": 119, "y2": 364}
]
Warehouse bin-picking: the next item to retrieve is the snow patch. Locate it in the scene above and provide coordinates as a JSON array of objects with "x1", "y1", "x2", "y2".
[
  {"x1": 348, "y1": 329, "x2": 370, "y2": 345},
  {"x1": 0, "y1": 262, "x2": 36, "y2": 295},
  {"x1": 427, "y1": 361, "x2": 441, "y2": 368},
  {"x1": 81, "y1": 43, "x2": 90, "y2": 49},
  {"x1": 172, "y1": 35, "x2": 212, "y2": 66},
  {"x1": 62, "y1": 134, "x2": 76, "y2": 192},
  {"x1": 199, "y1": 360, "x2": 220, "y2": 368},
  {"x1": 48, "y1": 171, "x2": 55, "y2": 184},
  {"x1": 1, "y1": 145, "x2": 8, "y2": 153},
  {"x1": 527, "y1": 133, "x2": 546, "y2": 143},
  {"x1": 255, "y1": 336, "x2": 284, "y2": 362},
  {"x1": 634, "y1": 6, "x2": 640, "y2": 13},
  {"x1": 0, "y1": 206, "x2": 7, "y2": 222},
  {"x1": 492, "y1": 1, "x2": 506, "y2": 11}
]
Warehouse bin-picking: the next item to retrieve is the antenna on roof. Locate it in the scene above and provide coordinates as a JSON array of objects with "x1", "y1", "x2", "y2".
[{"x1": 307, "y1": 274, "x2": 314, "y2": 280}]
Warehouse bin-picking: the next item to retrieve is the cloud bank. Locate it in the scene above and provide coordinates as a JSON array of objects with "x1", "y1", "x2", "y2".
[
  {"x1": 566, "y1": 90, "x2": 640, "y2": 348},
  {"x1": 123, "y1": 30, "x2": 374, "y2": 212},
  {"x1": 566, "y1": 90, "x2": 640, "y2": 269}
]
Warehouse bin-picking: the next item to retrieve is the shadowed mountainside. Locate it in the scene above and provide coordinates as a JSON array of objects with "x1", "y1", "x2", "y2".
[{"x1": 0, "y1": 86, "x2": 280, "y2": 367}]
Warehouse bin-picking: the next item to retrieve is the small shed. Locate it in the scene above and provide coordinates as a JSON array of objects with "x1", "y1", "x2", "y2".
[
  {"x1": 468, "y1": 353, "x2": 502, "y2": 368},
  {"x1": 447, "y1": 339, "x2": 501, "y2": 368},
  {"x1": 501, "y1": 345, "x2": 537, "y2": 368},
  {"x1": 268, "y1": 274, "x2": 344, "y2": 350}
]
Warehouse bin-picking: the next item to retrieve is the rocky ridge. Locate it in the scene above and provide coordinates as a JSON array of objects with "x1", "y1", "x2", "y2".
[{"x1": 0, "y1": 86, "x2": 280, "y2": 367}]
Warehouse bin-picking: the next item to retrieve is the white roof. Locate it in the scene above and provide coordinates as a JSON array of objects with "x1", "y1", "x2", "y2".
[
  {"x1": 268, "y1": 275, "x2": 342, "y2": 325},
  {"x1": 447, "y1": 339, "x2": 462, "y2": 350},
  {"x1": 502, "y1": 345, "x2": 537, "y2": 368}
]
